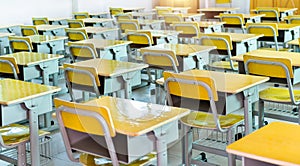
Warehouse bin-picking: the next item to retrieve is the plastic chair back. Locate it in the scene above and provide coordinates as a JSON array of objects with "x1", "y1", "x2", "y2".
[
  {"x1": 109, "y1": 7, "x2": 124, "y2": 16},
  {"x1": 0, "y1": 57, "x2": 19, "y2": 79},
  {"x1": 32, "y1": 17, "x2": 49, "y2": 25},
  {"x1": 8, "y1": 36, "x2": 33, "y2": 52},
  {"x1": 67, "y1": 19, "x2": 85, "y2": 28},
  {"x1": 68, "y1": 42, "x2": 98, "y2": 62},
  {"x1": 73, "y1": 12, "x2": 89, "y2": 19},
  {"x1": 20, "y1": 25, "x2": 39, "y2": 36},
  {"x1": 65, "y1": 28, "x2": 88, "y2": 41}
]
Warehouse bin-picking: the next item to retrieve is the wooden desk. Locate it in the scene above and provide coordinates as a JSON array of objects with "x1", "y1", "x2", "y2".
[
  {"x1": 182, "y1": 13, "x2": 205, "y2": 21},
  {"x1": 0, "y1": 79, "x2": 60, "y2": 166},
  {"x1": 0, "y1": 32, "x2": 14, "y2": 55},
  {"x1": 196, "y1": 21, "x2": 226, "y2": 33},
  {"x1": 48, "y1": 17, "x2": 71, "y2": 25},
  {"x1": 215, "y1": 14, "x2": 266, "y2": 23},
  {"x1": 0, "y1": 52, "x2": 63, "y2": 85},
  {"x1": 81, "y1": 18, "x2": 114, "y2": 28},
  {"x1": 125, "y1": 30, "x2": 181, "y2": 44},
  {"x1": 138, "y1": 19, "x2": 165, "y2": 30},
  {"x1": 84, "y1": 96, "x2": 190, "y2": 165},
  {"x1": 0, "y1": 24, "x2": 22, "y2": 36},
  {"x1": 141, "y1": 43, "x2": 216, "y2": 71},
  {"x1": 72, "y1": 59, "x2": 148, "y2": 99},
  {"x1": 74, "y1": 38, "x2": 132, "y2": 60},
  {"x1": 198, "y1": 7, "x2": 240, "y2": 19},
  {"x1": 154, "y1": 6, "x2": 191, "y2": 14},
  {"x1": 231, "y1": 49, "x2": 300, "y2": 84},
  {"x1": 28, "y1": 35, "x2": 67, "y2": 54},
  {"x1": 227, "y1": 122, "x2": 300, "y2": 166},
  {"x1": 89, "y1": 12, "x2": 110, "y2": 18},
  {"x1": 36, "y1": 25, "x2": 67, "y2": 36},
  {"x1": 180, "y1": 69, "x2": 269, "y2": 134},
  {"x1": 131, "y1": 12, "x2": 156, "y2": 20},
  {"x1": 277, "y1": 23, "x2": 300, "y2": 43},
  {"x1": 80, "y1": 27, "x2": 119, "y2": 40},
  {"x1": 195, "y1": 32, "x2": 263, "y2": 56}
]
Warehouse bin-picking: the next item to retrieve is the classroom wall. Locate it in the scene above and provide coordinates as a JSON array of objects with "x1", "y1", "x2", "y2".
[
  {"x1": 199, "y1": 0, "x2": 250, "y2": 14},
  {"x1": 0, "y1": 0, "x2": 72, "y2": 24}
]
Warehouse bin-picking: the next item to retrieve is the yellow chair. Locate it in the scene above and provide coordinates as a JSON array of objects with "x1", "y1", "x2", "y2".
[
  {"x1": 244, "y1": 55, "x2": 300, "y2": 126},
  {"x1": 140, "y1": 49, "x2": 179, "y2": 104},
  {"x1": 246, "y1": 23, "x2": 288, "y2": 51},
  {"x1": 126, "y1": 31, "x2": 153, "y2": 62},
  {"x1": 8, "y1": 36, "x2": 33, "y2": 52},
  {"x1": 68, "y1": 42, "x2": 98, "y2": 62},
  {"x1": 164, "y1": 71, "x2": 244, "y2": 166},
  {"x1": 0, "y1": 57, "x2": 19, "y2": 79},
  {"x1": 116, "y1": 13, "x2": 133, "y2": 21},
  {"x1": 63, "y1": 63, "x2": 101, "y2": 102},
  {"x1": 196, "y1": 33, "x2": 238, "y2": 71},
  {"x1": 20, "y1": 25, "x2": 39, "y2": 36},
  {"x1": 171, "y1": 22, "x2": 201, "y2": 43},
  {"x1": 0, "y1": 124, "x2": 49, "y2": 166},
  {"x1": 256, "y1": 7, "x2": 280, "y2": 23},
  {"x1": 65, "y1": 28, "x2": 89, "y2": 41},
  {"x1": 155, "y1": 7, "x2": 172, "y2": 17},
  {"x1": 73, "y1": 12, "x2": 89, "y2": 19},
  {"x1": 32, "y1": 17, "x2": 49, "y2": 25},
  {"x1": 67, "y1": 19, "x2": 85, "y2": 28},
  {"x1": 287, "y1": 15, "x2": 300, "y2": 24},
  {"x1": 162, "y1": 13, "x2": 184, "y2": 30},
  {"x1": 109, "y1": 7, "x2": 124, "y2": 16},
  {"x1": 118, "y1": 19, "x2": 140, "y2": 33},
  {"x1": 220, "y1": 13, "x2": 245, "y2": 33},
  {"x1": 54, "y1": 98, "x2": 156, "y2": 166}
]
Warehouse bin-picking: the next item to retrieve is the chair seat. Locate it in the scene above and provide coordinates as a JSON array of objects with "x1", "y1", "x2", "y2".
[
  {"x1": 79, "y1": 152, "x2": 156, "y2": 166},
  {"x1": 0, "y1": 124, "x2": 49, "y2": 146},
  {"x1": 260, "y1": 87, "x2": 300, "y2": 103},
  {"x1": 180, "y1": 111, "x2": 244, "y2": 130},
  {"x1": 209, "y1": 61, "x2": 239, "y2": 70}
]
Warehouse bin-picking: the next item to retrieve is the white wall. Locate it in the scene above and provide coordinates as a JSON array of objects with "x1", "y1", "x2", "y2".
[
  {"x1": 0, "y1": 0, "x2": 72, "y2": 24},
  {"x1": 199, "y1": 0, "x2": 250, "y2": 14}
]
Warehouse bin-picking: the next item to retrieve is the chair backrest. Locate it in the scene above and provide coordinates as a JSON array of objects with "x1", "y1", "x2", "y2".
[
  {"x1": 164, "y1": 71, "x2": 229, "y2": 131},
  {"x1": 198, "y1": 33, "x2": 233, "y2": 50},
  {"x1": 8, "y1": 36, "x2": 33, "y2": 52},
  {"x1": 155, "y1": 7, "x2": 172, "y2": 16},
  {"x1": 54, "y1": 98, "x2": 118, "y2": 165},
  {"x1": 288, "y1": 16, "x2": 300, "y2": 24},
  {"x1": 256, "y1": 7, "x2": 280, "y2": 22},
  {"x1": 116, "y1": 13, "x2": 133, "y2": 21},
  {"x1": 163, "y1": 13, "x2": 184, "y2": 24},
  {"x1": 68, "y1": 42, "x2": 98, "y2": 62},
  {"x1": 118, "y1": 19, "x2": 140, "y2": 33},
  {"x1": 73, "y1": 12, "x2": 90, "y2": 19},
  {"x1": 109, "y1": 7, "x2": 124, "y2": 16},
  {"x1": 20, "y1": 25, "x2": 39, "y2": 36},
  {"x1": 172, "y1": 22, "x2": 201, "y2": 37},
  {"x1": 63, "y1": 63, "x2": 101, "y2": 101},
  {"x1": 65, "y1": 28, "x2": 88, "y2": 41},
  {"x1": 126, "y1": 31, "x2": 154, "y2": 46},
  {"x1": 67, "y1": 19, "x2": 85, "y2": 28},
  {"x1": 246, "y1": 23, "x2": 279, "y2": 50},
  {"x1": 244, "y1": 55, "x2": 294, "y2": 79},
  {"x1": 32, "y1": 17, "x2": 49, "y2": 25},
  {"x1": 220, "y1": 13, "x2": 245, "y2": 25},
  {"x1": 0, "y1": 57, "x2": 19, "y2": 79},
  {"x1": 140, "y1": 49, "x2": 179, "y2": 73},
  {"x1": 244, "y1": 55, "x2": 298, "y2": 105}
]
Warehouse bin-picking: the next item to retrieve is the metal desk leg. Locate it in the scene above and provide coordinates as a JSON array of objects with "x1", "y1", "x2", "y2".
[
  {"x1": 153, "y1": 128, "x2": 167, "y2": 166},
  {"x1": 24, "y1": 101, "x2": 40, "y2": 166},
  {"x1": 244, "y1": 92, "x2": 253, "y2": 135},
  {"x1": 17, "y1": 143, "x2": 26, "y2": 166},
  {"x1": 122, "y1": 71, "x2": 139, "y2": 99},
  {"x1": 182, "y1": 125, "x2": 192, "y2": 166}
]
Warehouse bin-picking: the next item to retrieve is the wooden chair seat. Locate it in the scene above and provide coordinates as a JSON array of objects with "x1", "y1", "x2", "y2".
[
  {"x1": 180, "y1": 111, "x2": 244, "y2": 129},
  {"x1": 79, "y1": 152, "x2": 156, "y2": 166},
  {"x1": 260, "y1": 87, "x2": 300, "y2": 103},
  {"x1": 0, "y1": 123, "x2": 49, "y2": 146}
]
